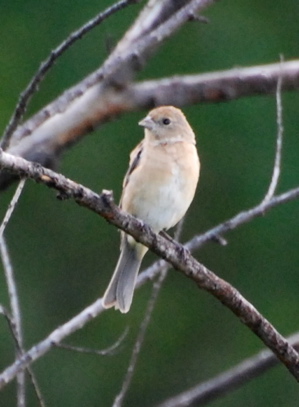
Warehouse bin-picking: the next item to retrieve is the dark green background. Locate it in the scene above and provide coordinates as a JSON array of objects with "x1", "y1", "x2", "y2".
[{"x1": 1, "y1": 1, "x2": 299, "y2": 406}]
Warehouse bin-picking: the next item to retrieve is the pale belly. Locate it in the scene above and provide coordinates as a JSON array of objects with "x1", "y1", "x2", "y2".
[{"x1": 128, "y1": 166, "x2": 196, "y2": 232}]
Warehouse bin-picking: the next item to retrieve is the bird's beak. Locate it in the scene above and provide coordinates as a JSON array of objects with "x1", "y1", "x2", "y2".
[{"x1": 138, "y1": 116, "x2": 153, "y2": 130}]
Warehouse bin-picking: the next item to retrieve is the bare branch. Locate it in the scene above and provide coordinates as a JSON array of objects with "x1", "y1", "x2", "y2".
[
  {"x1": 185, "y1": 184, "x2": 299, "y2": 252},
  {"x1": 0, "y1": 182, "x2": 26, "y2": 406},
  {"x1": 113, "y1": 269, "x2": 168, "y2": 407},
  {"x1": 0, "y1": 297, "x2": 103, "y2": 390},
  {"x1": 0, "y1": 237, "x2": 26, "y2": 407},
  {"x1": 0, "y1": 181, "x2": 46, "y2": 406},
  {"x1": 1, "y1": 58, "x2": 299, "y2": 192},
  {"x1": 130, "y1": 59, "x2": 299, "y2": 106},
  {"x1": 0, "y1": 179, "x2": 26, "y2": 238},
  {"x1": 1, "y1": 150, "x2": 299, "y2": 383},
  {"x1": 14, "y1": 0, "x2": 214, "y2": 137},
  {"x1": 1, "y1": 0, "x2": 140, "y2": 150},
  {"x1": 262, "y1": 56, "x2": 284, "y2": 203},
  {"x1": 0, "y1": 254, "x2": 46, "y2": 407},
  {"x1": 55, "y1": 328, "x2": 128, "y2": 356},
  {"x1": 8, "y1": 59, "x2": 299, "y2": 149},
  {"x1": 155, "y1": 331, "x2": 299, "y2": 407}
]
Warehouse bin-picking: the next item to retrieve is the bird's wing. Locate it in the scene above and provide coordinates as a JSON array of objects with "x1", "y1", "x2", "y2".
[
  {"x1": 119, "y1": 139, "x2": 144, "y2": 249},
  {"x1": 120, "y1": 139, "x2": 144, "y2": 200}
]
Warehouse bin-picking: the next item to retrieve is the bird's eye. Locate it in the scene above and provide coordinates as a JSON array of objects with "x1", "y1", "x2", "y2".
[{"x1": 162, "y1": 118, "x2": 171, "y2": 125}]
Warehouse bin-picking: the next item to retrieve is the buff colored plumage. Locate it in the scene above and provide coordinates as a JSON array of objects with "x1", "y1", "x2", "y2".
[{"x1": 102, "y1": 106, "x2": 200, "y2": 313}]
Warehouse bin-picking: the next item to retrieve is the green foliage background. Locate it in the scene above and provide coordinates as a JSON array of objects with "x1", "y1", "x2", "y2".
[{"x1": 1, "y1": 1, "x2": 299, "y2": 406}]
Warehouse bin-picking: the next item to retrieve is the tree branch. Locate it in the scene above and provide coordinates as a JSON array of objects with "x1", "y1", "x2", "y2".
[
  {"x1": 1, "y1": 0, "x2": 140, "y2": 150},
  {"x1": 0, "y1": 179, "x2": 26, "y2": 238},
  {"x1": 113, "y1": 269, "x2": 168, "y2": 407},
  {"x1": 0, "y1": 180, "x2": 27, "y2": 405},
  {"x1": 155, "y1": 331, "x2": 299, "y2": 407},
  {"x1": 262, "y1": 56, "x2": 284, "y2": 204},
  {"x1": 54, "y1": 328, "x2": 128, "y2": 356},
  {"x1": 0, "y1": 149, "x2": 299, "y2": 384},
  {"x1": 3, "y1": 0, "x2": 216, "y2": 146},
  {"x1": 0, "y1": 237, "x2": 26, "y2": 407},
  {"x1": 0, "y1": 237, "x2": 46, "y2": 407},
  {"x1": 1, "y1": 58, "x2": 299, "y2": 191},
  {"x1": 130, "y1": 59, "x2": 299, "y2": 106}
]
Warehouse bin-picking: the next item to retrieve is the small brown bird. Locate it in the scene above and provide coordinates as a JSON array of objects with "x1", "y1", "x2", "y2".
[{"x1": 102, "y1": 106, "x2": 200, "y2": 313}]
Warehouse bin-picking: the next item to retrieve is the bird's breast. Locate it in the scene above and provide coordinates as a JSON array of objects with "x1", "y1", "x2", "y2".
[{"x1": 121, "y1": 141, "x2": 200, "y2": 232}]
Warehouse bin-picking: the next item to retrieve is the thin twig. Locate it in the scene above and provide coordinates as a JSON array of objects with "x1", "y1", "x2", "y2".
[
  {"x1": 0, "y1": 236, "x2": 25, "y2": 407},
  {"x1": 262, "y1": 55, "x2": 284, "y2": 203},
  {"x1": 113, "y1": 269, "x2": 168, "y2": 407},
  {"x1": 155, "y1": 331, "x2": 299, "y2": 407},
  {"x1": 0, "y1": 237, "x2": 23, "y2": 349},
  {"x1": 1, "y1": 0, "x2": 140, "y2": 150},
  {"x1": 0, "y1": 299, "x2": 47, "y2": 407},
  {"x1": 0, "y1": 179, "x2": 26, "y2": 238},
  {"x1": 113, "y1": 220, "x2": 185, "y2": 407},
  {"x1": 55, "y1": 327, "x2": 128, "y2": 356},
  {"x1": 0, "y1": 180, "x2": 26, "y2": 407},
  {"x1": 0, "y1": 305, "x2": 14, "y2": 340},
  {"x1": 0, "y1": 180, "x2": 46, "y2": 406}
]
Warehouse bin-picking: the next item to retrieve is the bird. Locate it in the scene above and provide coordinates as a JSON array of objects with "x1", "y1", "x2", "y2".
[{"x1": 102, "y1": 106, "x2": 200, "y2": 313}]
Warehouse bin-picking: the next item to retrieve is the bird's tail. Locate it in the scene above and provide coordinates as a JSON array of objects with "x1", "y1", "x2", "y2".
[{"x1": 102, "y1": 238, "x2": 146, "y2": 313}]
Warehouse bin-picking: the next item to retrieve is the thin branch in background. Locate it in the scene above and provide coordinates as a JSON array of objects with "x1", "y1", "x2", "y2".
[
  {"x1": 0, "y1": 236, "x2": 23, "y2": 347},
  {"x1": 113, "y1": 269, "x2": 168, "y2": 407},
  {"x1": 55, "y1": 327, "x2": 129, "y2": 356},
  {"x1": 0, "y1": 297, "x2": 46, "y2": 407},
  {"x1": 262, "y1": 55, "x2": 284, "y2": 203},
  {"x1": 186, "y1": 186, "x2": 299, "y2": 252},
  {"x1": 0, "y1": 179, "x2": 46, "y2": 406},
  {"x1": 187, "y1": 60, "x2": 285, "y2": 250},
  {"x1": 0, "y1": 236, "x2": 25, "y2": 407},
  {"x1": 113, "y1": 220, "x2": 185, "y2": 407},
  {"x1": 0, "y1": 180, "x2": 26, "y2": 406},
  {"x1": 1, "y1": 0, "x2": 140, "y2": 150},
  {"x1": 0, "y1": 179, "x2": 26, "y2": 238},
  {"x1": 0, "y1": 180, "x2": 26, "y2": 353},
  {"x1": 155, "y1": 331, "x2": 299, "y2": 407},
  {"x1": 186, "y1": 60, "x2": 284, "y2": 252},
  {"x1": 0, "y1": 305, "x2": 14, "y2": 335}
]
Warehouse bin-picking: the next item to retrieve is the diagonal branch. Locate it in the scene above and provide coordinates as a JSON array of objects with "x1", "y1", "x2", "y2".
[
  {"x1": 0, "y1": 236, "x2": 26, "y2": 407},
  {"x1": 4, "y1": 0, "x2": 216, "y2": 149},
  {"x1": 0, "y1": 304, "x2": 46, "y2": 407},
  {"x1": 0, "y1": 180, "x2": 27, "y2": 405},
  {"x1": 0, "y1": 149, "x2": 299, "y2": 383},
  {"x1": 155, "y1": 331, "x2": 299, "y2": 407},
  {"x1": 0, "y1": 179, "x2": 26, "y2": 238},
  {"x1": 1, "y1": 0, "x2": 140, "y2": 150}
]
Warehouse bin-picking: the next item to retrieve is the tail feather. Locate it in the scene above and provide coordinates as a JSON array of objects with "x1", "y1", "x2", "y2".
[{"x1": 102, "y1": 239, "x2": 145, "y2": 313}]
